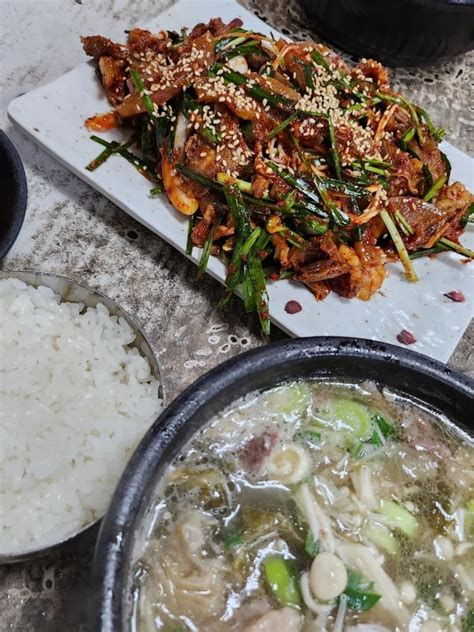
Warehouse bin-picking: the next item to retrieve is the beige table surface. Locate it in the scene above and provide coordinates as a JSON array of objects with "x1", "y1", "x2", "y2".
[{"x1": 1, "y1": 0, "x2": 472, "y2": 629}]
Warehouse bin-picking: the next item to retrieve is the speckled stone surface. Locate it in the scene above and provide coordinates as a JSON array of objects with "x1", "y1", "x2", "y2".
[{"x1": 0, "y1": 1, "x2": 472, "y2": 630}]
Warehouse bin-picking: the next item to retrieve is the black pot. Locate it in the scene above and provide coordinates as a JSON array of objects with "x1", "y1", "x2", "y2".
[
  {"x1": 90, "y1": 337, "x2": 474, "y2": 631},
  {"x1": 0, "y1": 131, "x2": 27, "y2": 261},
  {"x1": 300, "y1": 0, "x2": 474, "y2": 66}
]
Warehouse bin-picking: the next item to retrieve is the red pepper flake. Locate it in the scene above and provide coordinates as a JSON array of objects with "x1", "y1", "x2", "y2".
[
  {"x1": 285, "y1": 300, "x2": 302, "y2": 314},
  {"x1": 444, "y1": 290, "x2": 465, "y2": 303},
  {"x1": 396, "y1": 329, "x2": 417, "y2": 345}
]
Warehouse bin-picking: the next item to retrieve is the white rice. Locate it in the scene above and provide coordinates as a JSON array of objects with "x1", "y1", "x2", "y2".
[{"x1": 0, "y1": 277, "x2": 163, "y2": 554}]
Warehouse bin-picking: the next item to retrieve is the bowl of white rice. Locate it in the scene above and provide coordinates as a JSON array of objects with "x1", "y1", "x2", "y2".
[{"x1": 0, "y1": 271, "x2": 164, "y2": 562}]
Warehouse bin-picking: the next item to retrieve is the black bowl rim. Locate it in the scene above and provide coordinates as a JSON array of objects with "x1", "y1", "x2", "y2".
[
  {"x1": 0, "y1": 130, "x2": 28, "y2": 261},
  {"x1": 90, "y1": 336, "x2": 474, "y2": 631}
]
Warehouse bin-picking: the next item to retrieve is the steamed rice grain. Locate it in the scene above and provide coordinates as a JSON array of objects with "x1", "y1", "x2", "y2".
[{"x1": 0, "y1": 278, "x2": 163, "y2": 553}]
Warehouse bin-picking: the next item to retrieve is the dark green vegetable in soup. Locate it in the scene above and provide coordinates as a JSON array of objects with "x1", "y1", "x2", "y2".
[{"x1": 133, "y1": 381, "x2": 474, "y2": 631}]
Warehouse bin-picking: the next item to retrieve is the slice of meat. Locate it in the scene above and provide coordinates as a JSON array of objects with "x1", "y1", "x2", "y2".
[
  {"x1": 116, "y1": 31, "x2": 216, "y2": 117},
  {"x1": 302, "y1": 280, "x2": 331, "y2": 301},
  {"x1": 81, "y1": 35, "x2": 127, "y2": 59},
  {"x1": 185, "y1": 134, "x2": 218, "y2": 179},
  {"x1": 185, "y1": 109, "x2": 252, "y2": 180},
  {"x1": 241, "y1": 432, "x2": 278, "y2": 472},
  {"x1": 419, "y1": 139, "x2": 448, "y2": 184},
  {"x1": 194, "y1": 75, "x2": 263, "y2": 123},
  {"x1": 214, "y1": 108, "x2": 253, "y2": 177},
  {"x1": 153, "y1": 30, "x2": 215, "y2": 105},
  {"x1": 320, "y1": 231, "x2": 342, "y2": 260},
  {"x1": 127, "y1": 28, "x2": 169, "y2": 54},
  {"x1": 405, "y1": 418, "x2": 452, "y2": 460},
  {"x1": 351, "y1": 59, "x2": 389, "y2": 90},
  {"x1": 291, "y1": 117, "x2": 326, "y2": 152},
  {"x1": 387, "y1": 197, "x2": 452, "y2": 250},
  {"x1": 297, "y1": 259, "x2": 349, "y2": 283},
  {"x1": 191, "y1": 194, "x2": 219, "y2": 247},
  {"x1": 188, "y1": 17, "x2": 242, "y2": 41},
  {"x1": 283, "y1": 42, "x2": 350, "y2": 91},
  {"x1": 384, "y1": 104, "x2": 412, "y2": 138},
  {"x1": 435, "y1": 181, "x2": 473, "y2": 243},
  {"x1": 288, "y1": 236, "x2": 325, "y2": 270},
  {"x1": 361, "y1": 215, "x2": 385, "y2": 246},
  {"x1": 292, "y1": 232, "x2": 349, "y2": 286},
  {"x1": 335, "y1": 123, "x2": 378, "y2": 165},
  {"x1": 435, "y1": 180, "x2": 472, "y2": 218},
  {"x1": 383, "y1": 139, "x2": 423, "y2": 196},
  {"x1": 98, "y1": 56, "x2": 127, "y2": 105},
  {"x1": 248, "y1": 72, "x2": 300, "y2": 103},
  {"x1": 251, "y1": 109, "x2": 283, "y2": 142}
]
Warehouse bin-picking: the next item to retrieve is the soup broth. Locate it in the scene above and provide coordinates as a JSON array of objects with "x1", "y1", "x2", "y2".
[{"x1": 133, "y1": 381, "x2": 474, "y2": 631}]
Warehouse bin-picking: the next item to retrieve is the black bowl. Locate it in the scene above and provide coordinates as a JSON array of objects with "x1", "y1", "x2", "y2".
[
  {"x1": 300, "y1": 0, "x2": 474, "y2": 66},
  {"x1": 90, "y1": 337, "x2": 474, "y2": 631},
  {"x1": 0, "y1": 130, "x2": 27, "y2": 261}
]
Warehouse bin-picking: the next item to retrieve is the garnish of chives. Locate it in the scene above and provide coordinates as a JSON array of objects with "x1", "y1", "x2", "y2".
[
  {"x1": 278, "y1": 226, "x2": 307, "y2": 248},
  {"x1": 268, "y1": 161, "x2": 349, "y2": 225},
  {"x1": 313, "y1": 177, "x2": 350, "y2": 226},
  {"x1": 436, "y1": 238, "x2": 474, "y2": 259},
  {"x1": 178, "y1": 165, "x2": 298, "y2": 213},
  {"x1": 406, "y1": 102, "x2": 424, "y2": 145},
  {"x1": 129, "y1": 68, "x2": 156, "y2": 121},
  {"x1": 327, "y1": 115, "x2": 343, "y2": 180},
  {"x1": 267, "y1": 112, "x2": 299, "y2": 140},
  {"x1": 401, "y1": 127, "x2": 416, "y2": 145},
  {"x1": 248, "y1": 251, "x2": 270, "y2": 335},
  {"x1": 375, "y1": 91, "x2": 424, "y2": 144},
  {"x1": 216, "y1": 172, "x2": 254, "y2": 194},
  {"x1": 197, "y1": 219, "x2": 221, "y2": 278},
  {"x1": 310, "y1": 49, "x2": 330, "y2": 71},
  {"x1": 186, "y1": 214, "x2": 196, "y2": 256},
  {"x1": 86, "y1": 145, "x2": 114, "y2": 171},
  {"x1": 304, "y1": 63, "x2": 315, "y2": 90},
  {"x1": 303, "y1": 218, "x2": 329, "y2": 235},
  {"x1": 88, "y1": 136, "x2": 159, "y2": 182},
  {"x1": 416, "y1": 106, "x2": 445, "y2": 142},
  {"x1": 182, "y1": 93, "x2": 221, "y2": 145},
  {"x1": 394, "y1": 211, "x2": 414, "y2": 236},
  {"x1": 380, "y1": 210, "x2": 418, "y2": 282},
  {"x1": 241, "y1": 226, "x2": 263, "y2": 255},
  {"x1": 215, "y1": 35, "x2": 248, "y2": 55},
  {"x1": 346, "y1": 97, "x2": 381, "y2": 113},
  {"x1": 242, "y1": 271, "x2": 255, "y2": 312},
  {"x1": 423, "y1": 175, "x2": 447, "y2": 202},
  {"x1": 219, "y1": 185, "x2": 251, "y2": 306},
  {"x1": 211, "y1": 63, "x2": 295, "y2": 110},
  {"x1": 409, "y1": 246, "x2": 445, "y2": 259},
  {"x1": 461, "y1": 202, "x2": 474, "y2": 227},
  {"x1": 364, "y1": 164, "x2": 387, "y2": 176}
]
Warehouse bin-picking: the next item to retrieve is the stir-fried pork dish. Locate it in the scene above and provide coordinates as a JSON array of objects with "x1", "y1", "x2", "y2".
[{"x1": 83, "y1": 18, "x2": 474, "y2": 333}]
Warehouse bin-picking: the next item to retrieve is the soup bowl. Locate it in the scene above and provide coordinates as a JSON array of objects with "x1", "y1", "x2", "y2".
[{"x1": 90, "y1": 337, "x2": 474, "y2": 631}]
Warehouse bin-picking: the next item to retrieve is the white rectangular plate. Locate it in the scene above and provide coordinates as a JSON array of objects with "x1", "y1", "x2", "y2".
[{"x1": 8, "y1": 0, "x2": 474, "y2": 362}]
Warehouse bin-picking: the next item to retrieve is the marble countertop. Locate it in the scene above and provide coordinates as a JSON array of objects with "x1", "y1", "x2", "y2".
[{"x1": 0, "y1": 1, "x2": 472, "y2": 629}]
